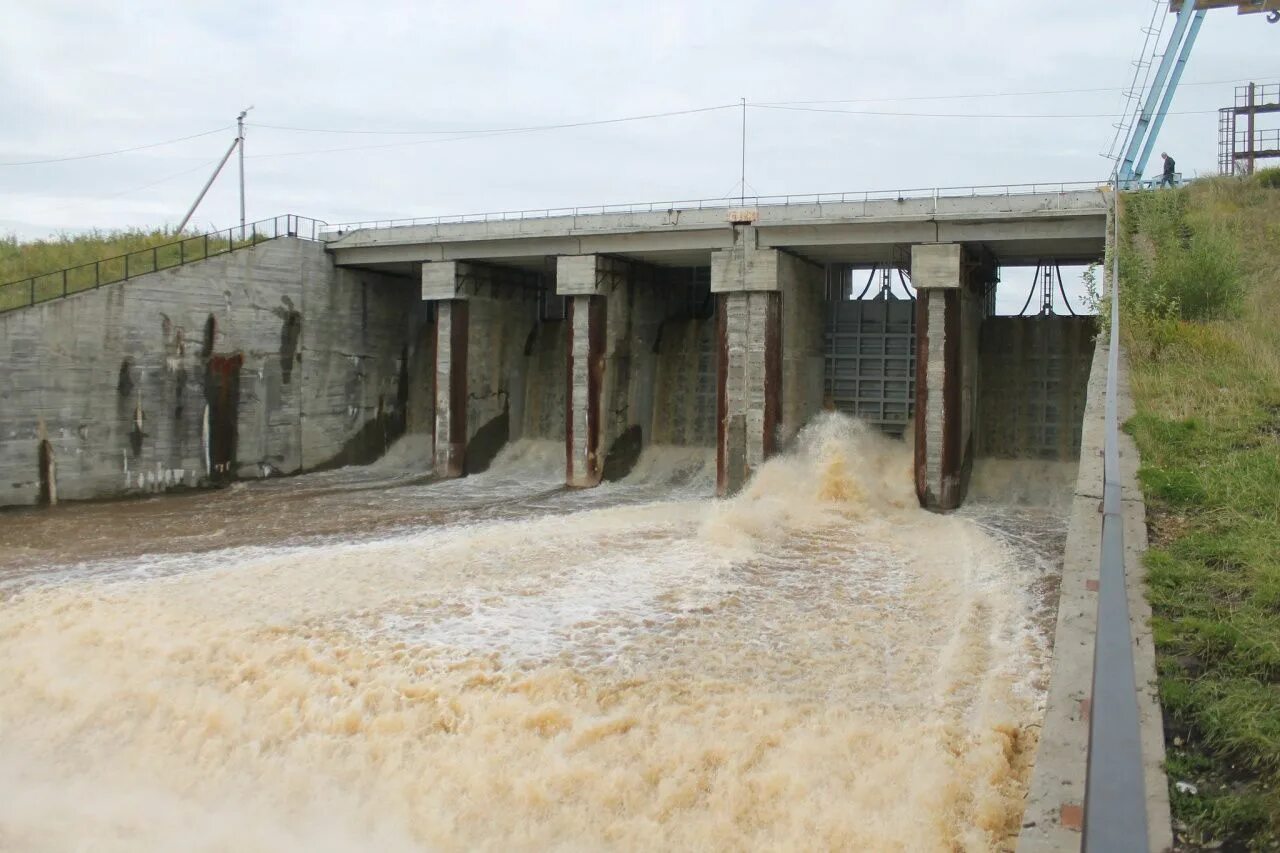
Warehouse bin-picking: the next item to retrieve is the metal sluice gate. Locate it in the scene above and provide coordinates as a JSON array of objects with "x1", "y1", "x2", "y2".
[{"x1": 823, "y1": 267, "x2": 917, "y2": 437}]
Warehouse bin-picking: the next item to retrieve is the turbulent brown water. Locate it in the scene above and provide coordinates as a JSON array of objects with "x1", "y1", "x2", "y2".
[{"x1": 0, "y1": 414, "x2": 1070, "y2": 852}]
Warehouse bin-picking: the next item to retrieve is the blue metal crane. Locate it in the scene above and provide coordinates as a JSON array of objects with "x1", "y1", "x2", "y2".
[{"x1": 1115, "y1": 0, "x2": 1277, "y2": 189}]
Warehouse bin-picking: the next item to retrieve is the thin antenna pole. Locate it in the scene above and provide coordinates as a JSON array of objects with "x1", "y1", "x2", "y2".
[{"x1": 740, "y1": 97, "x2": 747, "y2": 206}]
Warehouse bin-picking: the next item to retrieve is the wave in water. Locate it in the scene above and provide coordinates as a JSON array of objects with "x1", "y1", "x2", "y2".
[{"x1": 0, "y1": 413, "x2": 1055, "y2": 851}]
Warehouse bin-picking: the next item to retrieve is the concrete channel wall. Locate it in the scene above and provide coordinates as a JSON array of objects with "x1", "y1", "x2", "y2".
[
  {"x1": 979, "y1": 316, "x2": 1097, "y2": 460},
  {"x1": 1018, "y1": 337, "x2": 1171, "y2": 851},
  {"x1": 0, "y1": 238, "x2": 426, "y2": 507}
]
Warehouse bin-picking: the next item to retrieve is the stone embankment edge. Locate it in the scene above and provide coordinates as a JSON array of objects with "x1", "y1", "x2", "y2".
[{"x1": 1017, "y1": 335, "x2": 1172, "y2": 853}]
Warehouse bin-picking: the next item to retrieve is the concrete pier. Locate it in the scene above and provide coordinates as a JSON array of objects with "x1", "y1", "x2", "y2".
[
  {"x1": 557, "y1": 255, "x2": 670, "y2": 487},
  {"x1": 910, "y1": 243, "x2": 994, "y2": 510},
  {"x1": 711, "y1": 227, "x2": 824, "y2": 495},
  {"x1": 422, "y1": 261, "x2": 542, "y2": 478}
]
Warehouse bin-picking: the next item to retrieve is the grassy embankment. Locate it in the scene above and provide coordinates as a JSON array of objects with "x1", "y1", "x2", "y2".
[
  {"x1": 0, "y1": 227, "x2": 252, "y2": 313},
  {"x1": 1119, "y1": 169, "x2": 1280, "y2": 848}
]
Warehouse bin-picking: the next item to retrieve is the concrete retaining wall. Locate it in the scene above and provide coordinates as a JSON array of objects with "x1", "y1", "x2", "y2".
[
  {"x1": 0, "y1": 238, "x2": 425, "y2": 507},
  {"x1": 1018, "y1": 337, "x2": 1171, "y2": 852}
]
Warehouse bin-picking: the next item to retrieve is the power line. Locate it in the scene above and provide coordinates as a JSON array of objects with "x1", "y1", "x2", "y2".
[
  {"x1": 711, "y1": 75, "x2": 1277, "y2": 108},
  {"x1": 0, "y1": 126, "x2": 234, "y2": 167},
  {"x1": 103, "y1": 157, "x2": 225, "y2": 200},
  {"x1": 244, "y1": 103, "x2": 738, "y2": 160},
  {"x1": 749, "y1": 103, "x2": 1222, "y2": 119},
  {"x1": 245, "y1": 103, "x2": 738, "y2": 139}
]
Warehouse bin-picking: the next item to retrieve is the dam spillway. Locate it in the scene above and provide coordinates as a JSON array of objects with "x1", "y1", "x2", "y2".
[
  {"x1": 0, "y1": 185, "x2": 1110, "y2": 849},
  {"x1": 0, "y1": 416, "x2": 1074, "y2": 850}
]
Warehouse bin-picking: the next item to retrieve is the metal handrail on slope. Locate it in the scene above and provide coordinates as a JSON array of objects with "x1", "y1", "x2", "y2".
[
  {"x1": 320, "y1": 181, "x2": 1104, "y2": 234},
  {"x1": 1083, "y1": 185, "x2": 1149, "y2": 851},
  {"x1": 0, "y1": 214, "x2": 328, "y2": 314}
]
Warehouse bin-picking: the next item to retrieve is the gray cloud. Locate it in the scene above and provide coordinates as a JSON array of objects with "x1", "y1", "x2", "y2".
[{"x1": 0, "y1": 0, "x2": 1276, "y2": 237}]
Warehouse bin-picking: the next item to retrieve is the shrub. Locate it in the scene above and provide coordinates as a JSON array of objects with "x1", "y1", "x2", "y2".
[
  {"x1": 1256, "y1": 167, "x2": 1280, "y2": 190},
  {"x1": 1121, "y1": 190, "x2": 1243, "y2": 323}
]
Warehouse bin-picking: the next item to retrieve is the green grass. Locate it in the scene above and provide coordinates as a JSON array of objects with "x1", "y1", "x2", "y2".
[
  {"x1": 0, "y1": 228, "x2": 259, "y2": 313},
  {"x1": 1120, "y1": 173, "x2": 1280, "y2": 849}
]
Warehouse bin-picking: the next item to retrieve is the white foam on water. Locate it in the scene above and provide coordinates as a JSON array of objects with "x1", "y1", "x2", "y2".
[{"x1": 0, "y1": 413, "x2": 1063, "y2": 851}]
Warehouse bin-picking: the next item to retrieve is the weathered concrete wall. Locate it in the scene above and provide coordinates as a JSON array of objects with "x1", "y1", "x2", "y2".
[
  {"x1": 778, "y1": 251, "x2": 825, "y2": 446},
  {"x1": 650, "y1": 315, "x2": 716, "y2": 447},
  {"x1": 0, "y1": 238, "x2": 423, "y2": 507},
  {"x1": 466, "y1": 288, "x2": 540, "y2": 469},
  {"x1": 980, "y1": 316, "x2": 1096, "y2": 460},
  {"x1": 519, "y1": 316, "x2": 566, "y2": 441},
  {"x1": 598, "y1": 272, "x2": 666, "y2": 479}
]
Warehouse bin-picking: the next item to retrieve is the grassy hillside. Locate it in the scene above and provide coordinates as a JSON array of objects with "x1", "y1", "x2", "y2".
[
  {"x1": 1120, "y1": 169, "x2": 1280, "y2": 849},
  {"x1": 0, "y1": 228, "x2": 181, "y2": 284},
  {"x1": 0, "y1": 228, "x2": 251, "y2": 312}
]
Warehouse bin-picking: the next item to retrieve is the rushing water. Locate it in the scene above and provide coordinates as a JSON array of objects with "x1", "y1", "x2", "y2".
[{"x1": 0, "y1": 414, "x2": 1070, "y2": 852}]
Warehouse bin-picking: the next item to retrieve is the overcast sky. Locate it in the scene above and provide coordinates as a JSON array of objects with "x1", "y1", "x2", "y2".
[{"x1": 0, "y1": 0, "x2": 1276, "y2": 244}]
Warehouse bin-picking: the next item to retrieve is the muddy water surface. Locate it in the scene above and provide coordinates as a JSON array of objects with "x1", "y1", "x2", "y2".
[{"x1": 0, "y1": 415, "x2": 1071, "y2": 851}]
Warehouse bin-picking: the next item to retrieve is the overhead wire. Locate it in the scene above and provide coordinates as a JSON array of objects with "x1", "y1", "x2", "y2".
[
  {"x1": 243, "y1": 103, "x2": 739, "y2": 159},
  {"x1": 748, "y1": 103, "x2": 1222, "y2": 119},
  {"x1": 245, "y1": 103, "x2": 739, "y2": 140},
  {"x1": 102, "y1": 157, "x2": 226, "y2": 200},
  {"x1": 0, "y1": 126, "x2": 233, "y2": 167},
  {"x1": 754, "y1": 73, "x2": 1273, "y2": 108}
]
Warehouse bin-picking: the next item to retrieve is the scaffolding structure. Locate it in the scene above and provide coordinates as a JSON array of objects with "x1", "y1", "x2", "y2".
[{"x1": 1218, "y1": 81, "x2": 1280, "y2": 175}]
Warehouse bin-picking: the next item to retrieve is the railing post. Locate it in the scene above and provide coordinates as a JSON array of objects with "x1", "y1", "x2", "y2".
[
  {"x1": 29, "y1": 277, "x2": 35, "y2": 306},
  {"x1": 152, "y1": 246, "x2": 158, "y2": 272},
  {"x1": 124, "y1": 254, "x2": 129, "y2": 280},
  {"x1": 95, "y1": 262, "x2": 100, "y2": 288},
  {"x1": 62, "y1": 269, "x2": 68, "y2": 297},
  {"x1": 180, "y1": 239, "x2": 185, "y2": 265}
]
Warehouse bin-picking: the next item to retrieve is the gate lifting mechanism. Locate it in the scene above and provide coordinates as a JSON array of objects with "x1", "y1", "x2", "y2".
[
  {"x1": 854, "y1": 265, "x2": 915, "y2": 301},
  {"x1": 1115, "y1": 0, "x2": 1278, "y2": 188},
  {"x1": 1019, "y1": 263, "x2": 1076, "y2": 317}
]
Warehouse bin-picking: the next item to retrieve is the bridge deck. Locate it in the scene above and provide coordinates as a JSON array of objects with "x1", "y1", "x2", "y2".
[{"x1": 324, "y1": 186, "x2": 1110, "y2": 275}]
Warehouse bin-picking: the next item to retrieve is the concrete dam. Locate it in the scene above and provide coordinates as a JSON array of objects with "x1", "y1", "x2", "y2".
[
  {"x1": 0, "y1": 185, "x2": 1136, "y2": 850},
  {"x1": 2, "y1": 186, "x2": 1106, "y2": 509}
]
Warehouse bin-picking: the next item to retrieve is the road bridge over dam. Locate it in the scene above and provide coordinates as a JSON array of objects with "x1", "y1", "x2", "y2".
[{"x1": 325, "y1": 184, "x2": 1107, "y2": 509}]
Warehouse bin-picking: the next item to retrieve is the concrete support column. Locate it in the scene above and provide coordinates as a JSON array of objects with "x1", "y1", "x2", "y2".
[
  {"x1": 910, "y1": 243, "x2": 985, "y2": 510},
  {"x1": 564, "y1": 294, "x2": 606, "y2": 486},
  {"x1": 557, "y1": 254, "x2": 632, "y2": 488},
  {"x1": 423, "y1": 258, "x2": 470, "y2": 479},
  {"x1": 423, "y1": 260, "x2": 539, "y2": 479},
  {"x1": 711, "y1": 227, "x2": 814, "y2": 497},
  {"x1": 432, "y1": 298, "x2": 468, "y2": 478},
  {"x1": 715, "y1": 289, "x2": 781, "y2": 495}
]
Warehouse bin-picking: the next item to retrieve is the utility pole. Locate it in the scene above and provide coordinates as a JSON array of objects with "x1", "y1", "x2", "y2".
[
  {"x1": 237, "y1": 106, "x2": 253, "y2": 238},
  {"x1": 176, "y1": 135, "x2": 240, "y2": 234}
]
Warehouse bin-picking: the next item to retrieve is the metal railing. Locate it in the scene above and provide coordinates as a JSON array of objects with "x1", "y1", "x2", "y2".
[
  {"x1": 1083, "y1": 184, "x2": 1149, "y2": 851},
  {"x1": 0, "y1": 215, "x2": 327, "y2": 314},
  {"x1": 320, "y1": 181, "x2": 1105, "y2": 234}
]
